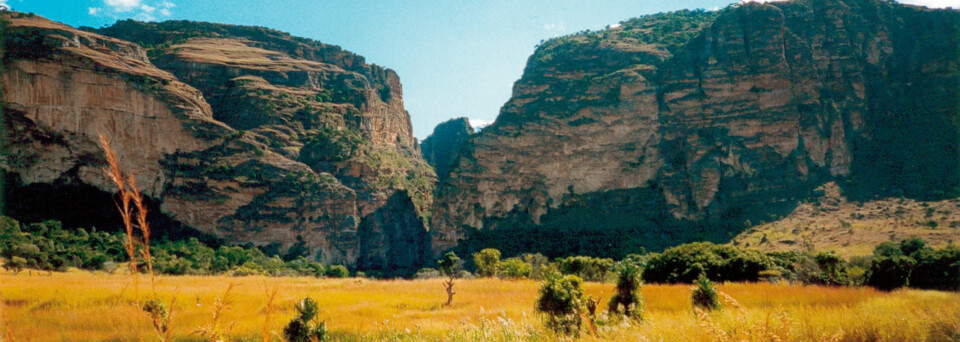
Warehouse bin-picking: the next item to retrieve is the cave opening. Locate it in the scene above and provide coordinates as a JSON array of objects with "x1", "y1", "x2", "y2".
[{"x1": 2, "y1": 173, "x2": 222, "y2": 246}]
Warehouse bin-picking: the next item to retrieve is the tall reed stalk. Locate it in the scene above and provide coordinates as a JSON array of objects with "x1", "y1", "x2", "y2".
[{"x1": 99, "y1": 133, "x2": 171, "y2": 341}]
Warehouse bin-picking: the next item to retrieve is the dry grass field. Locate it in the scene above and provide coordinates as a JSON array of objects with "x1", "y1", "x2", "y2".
[{"x1": 2, "y1": 270, "x2": 959, "y2": 341}]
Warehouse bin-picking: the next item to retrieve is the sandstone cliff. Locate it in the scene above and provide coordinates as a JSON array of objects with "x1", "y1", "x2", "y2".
[
  {"x1": 420, "y1": 117, "x2": 474, "y2": 181},
  {"x1": 1, "y1": 13, "x2": 434, "y2": 273},
  {"x1": 433, "y1": 0, "x2": 960, "y2": 258}
]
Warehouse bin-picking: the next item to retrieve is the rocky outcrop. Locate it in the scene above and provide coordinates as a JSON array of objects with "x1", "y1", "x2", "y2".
[
  {"x1": 433, "y1": 0, "x2": 960, "y2": 258},
  {"x1": 2, "y1": 13, "x2": 434, "y2": 272},
  {"x1": 420, "y1": 117, "x2": 474, "y2": 181}
]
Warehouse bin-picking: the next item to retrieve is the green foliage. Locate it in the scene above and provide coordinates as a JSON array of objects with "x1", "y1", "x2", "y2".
[
  {"x1": 691, "y1": 275, "x2": 720, "y2": 311},
  {"x1": 283, "y1": 297, "x2": 327, "y2": 342},
  {"x1": 867, "y1": 255, "x2": 916, "y2": 291},
  {"x1": 0, "y1": 217, "x2": 329, "y2": 277},
  {"x1": 909, "y1": 246, "x2": 960, "y2": 291},
  {"x1": 299, "y1": 127, "x2": 365, "y2": 164},
  {"x1": 497, "y1": 258, "x2": 533, "y2": 279},
  {"x1": 437, "y1": 252, "x2": 461, "y2": 278},
  {"x1": 535, "y1": 273, "x2": 584, "y2": 336},
  {"x1": 520, "y1": 253, "x2": 551, "y2": 280},
  {"x1": 865, "y1": 238, "x2": 960, "y2": 291},
  {"x1": 556, "y1": 256, "x2": 614, "y2": 282},
  {"x1": 142, "y1": 298, "x2": 172, "y2": 340},
  {"x1": 472, "y1": 248, "x2": 501, "y2": 277},
  {"x1": 643, "y1": 242, "x2": 774, "y2": 283},
  {"x1": 324, "y1": 265, "x2": 349, "y2": 278},
  {"x1": 607, "y1": 261, "x2": 644, "y2": 320}
]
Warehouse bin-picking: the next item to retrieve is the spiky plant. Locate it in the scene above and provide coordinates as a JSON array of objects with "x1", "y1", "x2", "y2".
[
  {"x1": 283, "y1": 297, "x2": 326, "y2": 342},
  {"x1": 692, "y1": 274, "x2": 720, "y2": 311},
  {"x1": 608, "y1": 261, "x2": 644, "y2": 320}
]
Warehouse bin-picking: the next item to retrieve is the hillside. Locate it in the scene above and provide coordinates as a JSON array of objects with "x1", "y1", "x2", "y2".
[
  {"x1": 432, "y1": 0, "x2": 960, "y2": 258},
  {"x1": 0, "y1": 12, "x2": 434, "y2": 274},
  {"x1": 732, "y1": 182, "x2": 960, "y2": 258}
]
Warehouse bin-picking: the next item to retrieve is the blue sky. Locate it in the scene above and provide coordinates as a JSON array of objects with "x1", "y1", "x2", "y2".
[{"x1": 7, "y1": 0, "x2": 959, "y2": 139}]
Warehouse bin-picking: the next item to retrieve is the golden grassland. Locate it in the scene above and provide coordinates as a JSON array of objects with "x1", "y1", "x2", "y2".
[{"x1": 2, "y1": 270, "x2": 959, "y2": 341}]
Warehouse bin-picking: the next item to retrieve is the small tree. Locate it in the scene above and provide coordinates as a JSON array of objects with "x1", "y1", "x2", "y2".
[
  {"x1": 283, "y1": 297, "x2": 326, "y2": 342},
  {"x1": 691, "y1": 275, "x2": 720, "y2": 311},
  {"x1": 535, "y1": 273, "x2": 584, "y2": 336},
  {"x1": 473, "y1": 248, "x2": 501, "y2": 277},
  {"x1": 608, "y1": 261, "x2": 643, "y2": 320},
  {"x1": 437, "y1": 252, "x2": 461, "y2": 306}
]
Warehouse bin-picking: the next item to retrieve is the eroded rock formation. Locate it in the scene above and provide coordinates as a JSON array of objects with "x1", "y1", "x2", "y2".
[
  {"x1": 420, "y1": 117, "x2": 474, "y2": 181},
  {"x1": 1, "y1": 13, "x2": 434, "y2": 272},
  {"x1": 433, "y1": 0, "x2": 960, "y2": 257}
]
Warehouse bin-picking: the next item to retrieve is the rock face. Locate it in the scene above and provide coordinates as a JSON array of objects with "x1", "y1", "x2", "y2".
[
  {"x1": 420, "y1": 117, "x2": 474, "y2": 181},
  {"x1": 433, "y1": 0, "x2": 960, "y2": 258},
  {"x1": 2, "y1": 14, "x2": 434, "y2": 273}
]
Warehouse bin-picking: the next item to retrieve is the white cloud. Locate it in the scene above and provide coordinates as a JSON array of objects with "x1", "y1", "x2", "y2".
[
  {"x1": 104, "y1": 0, "x2": 141, "y2": 12},
  {"x1": 468, "y1": 119, "x2": 491, "y2": 129},
  {"x1": 896, "y1": 0, "x2": 959, "y2": 8},
  {"x1": 93, "y1": 0, "x2": 174, "y2": 21},
  {"x1": 543, "y1": 23, "x2": 565, "y2": 32},
  {"x1": 0, "y1": 0, "x2": 9, "y2": 10}
]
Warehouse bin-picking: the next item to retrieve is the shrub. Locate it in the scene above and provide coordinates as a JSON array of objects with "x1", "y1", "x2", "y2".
[
  {"x1": 557, "y1": 256, "x2": 614, "y2": 282},
  {"x1": 607, "y1": 261, "x2": 643, "y2": 320},
  {"x1": 643, "y1": 242, "x2": 774, "y2": 283},
  {"x1": 520, "y1": 253, "x2": 551, "y2": 279},
  {"x1": 472, "y1": 248, "x2": 501, "y2": 277},
  {"x1": 909, "y1": 247, "x2": 960, "y2": 290},
  {"x1": 691, "y1": 275, "x2": 720, "y2": 311},
  {"x1": 324, "y1": 265, "x2": 349, "y2": 278},
  {"x1": 867, "y1": 255, "x2": 916, "y2": 291},
  {"x1": 497, "y1": 258, "x2": 532, "y2": 279},
  {"x1": 535, "y1": 273, "x2": 584, "y2": 335},
  {"x1": 283, "y1": 297, "x2": 326, "y2": 342}
]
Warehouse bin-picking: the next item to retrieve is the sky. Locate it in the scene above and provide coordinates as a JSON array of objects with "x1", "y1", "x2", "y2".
[{"x1": 6, "y1": 0, "x2": 959, "y2": 140}]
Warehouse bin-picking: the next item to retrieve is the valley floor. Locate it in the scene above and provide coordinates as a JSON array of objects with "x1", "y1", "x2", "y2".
[{"x1": 1, "y1": 271, "x2": 959, "y2": 341}]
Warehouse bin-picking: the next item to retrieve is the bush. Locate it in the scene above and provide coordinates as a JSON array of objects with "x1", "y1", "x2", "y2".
[
  {"x1": 557, "y1": 256, "x2": 614, "y2": 282},
  {"x1": 324, "y1": 265, "x2": 349, "y2": 278},
  {"x1": 867, "y1": 255, "x2": 916, "y2": 291},
  {"x1": 497, "y1": 258, "x2": 532, "y2": 279},
  {"x1": 644, "y1": 242, "x2": 774, "y2": 283},
  {"x1": 472, "y1": 248, "x2": 501, "y2": 277},
  {"x1": 520, "y1": 253, "x2": 551, "y2": 279},
  {"x1": 607, "y1": 261, "x2": 643, "y2": 320},
  {"x1": 909, "y1": 247, "x2": 960, "y2": 290},
  {"x1": 535, "y1": 273, "x2": 584, "y2": 335},
  {"x1": 691, "y1": 275, "x2": 720, "y2": 311},
  {"x1": 283, "y1": 297, "x2": 326, "y2": 342}
]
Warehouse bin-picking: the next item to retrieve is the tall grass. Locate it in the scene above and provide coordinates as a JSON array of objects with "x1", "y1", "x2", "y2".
[
  {"x1": 1, "y1": 273, "x2": 959, "y2": 341},
  {"x1": 100, "y1": 133, "x2": 173, "y2": 341}
]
